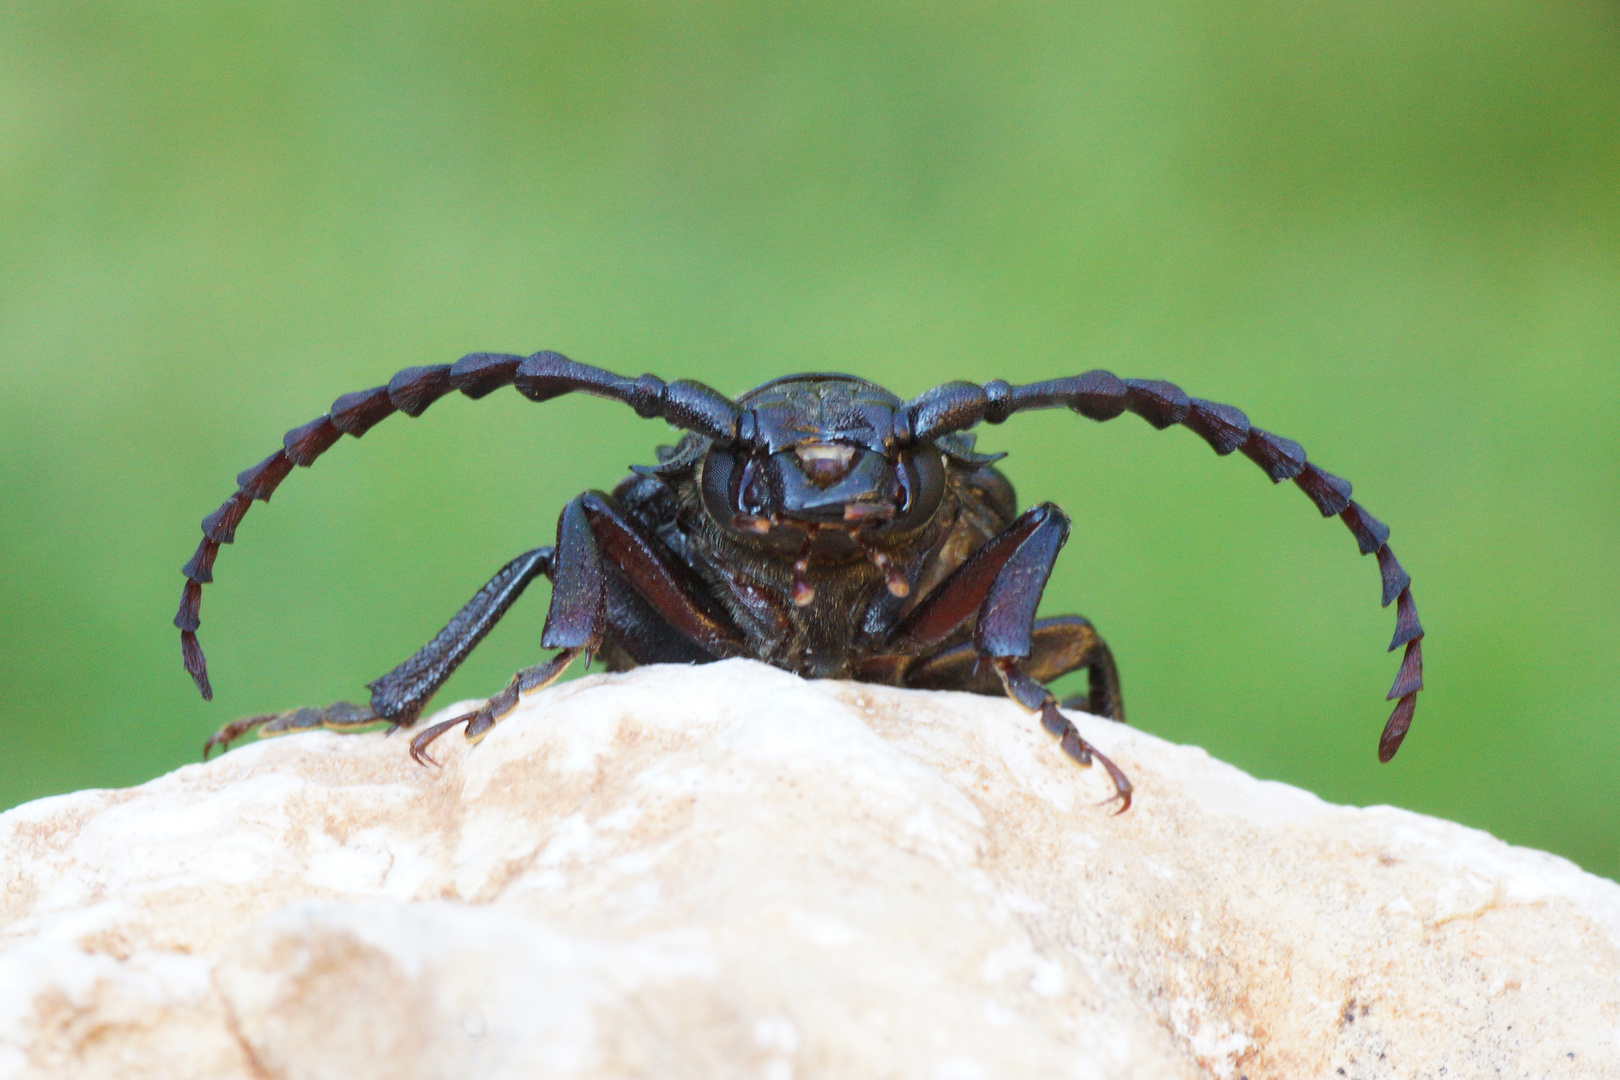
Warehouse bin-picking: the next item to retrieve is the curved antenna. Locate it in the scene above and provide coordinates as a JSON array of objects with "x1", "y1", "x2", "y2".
[
  {"x1": 175, "y1": 351, "x2": 739, "y2": 700},
  {"x1": 899, "y1": 372, "x2": 1424, "y2": 761}
]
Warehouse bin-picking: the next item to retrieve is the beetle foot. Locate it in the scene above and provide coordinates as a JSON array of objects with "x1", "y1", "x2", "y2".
[
  {"x1": 408, "y1": 649, "x2": 582, "y2": 767},
  {"x1": 1040, "y1": 700, "x2": 1134, "y2": 814},
  {"x1": 408, "y1": 711, "x2": 474, "y2": 767},
  {"x1": 203, "y1": 700, "x2": 380, "y2": 759}
]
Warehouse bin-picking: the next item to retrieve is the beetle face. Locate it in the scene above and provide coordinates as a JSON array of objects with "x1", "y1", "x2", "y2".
[
  {"x1": 698, "y1": 375, "x2": 949, "y2": 568},
  {"x1": 700, "y1": 440, "x2": 947, "y2": 540}
]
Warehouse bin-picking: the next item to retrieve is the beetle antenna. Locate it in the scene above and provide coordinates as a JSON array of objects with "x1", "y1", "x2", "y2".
[
  {"x1": 899, "y1": 373, "x2": 1424, "y2": 760},
  {"x1": 176, "y1": 351, "x2": 740, "y2": 699}
]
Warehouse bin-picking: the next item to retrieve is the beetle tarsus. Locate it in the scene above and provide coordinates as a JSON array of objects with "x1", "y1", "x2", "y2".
[
  {"x1": 408, "y1": 649, "x2": 583, "y2": 767},
  {"x1": 204, "y1": 700, "x2": 380, "y2": 759},
  {"x1": 408, "y1": 713, "x2": 470, "y2": 767}
]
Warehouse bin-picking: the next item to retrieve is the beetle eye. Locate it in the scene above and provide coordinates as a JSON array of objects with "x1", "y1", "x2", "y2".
[{"x1": 888, "y1": 449, "x2": 946, "y2": 532}]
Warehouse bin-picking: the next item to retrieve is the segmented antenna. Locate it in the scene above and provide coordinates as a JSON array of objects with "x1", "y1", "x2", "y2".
[
  {"x1": 175, "y1": 353, "x2": 524, "y2": 699},
  {"x1": 176, "y1": 351, "x2": 740, "y2": 699},
  {"x1": 902, "y1": 371, "x2": 1424, "y2": 760}
]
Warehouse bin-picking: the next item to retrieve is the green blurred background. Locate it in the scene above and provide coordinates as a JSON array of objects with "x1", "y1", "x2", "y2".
[{"x1": 2, "y1": 1, "x2": 1616, "y2": 877}]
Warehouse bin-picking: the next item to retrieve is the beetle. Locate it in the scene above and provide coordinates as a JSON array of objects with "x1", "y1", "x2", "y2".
[{"x1": 176, "y1": 353, "x2": 1425, "y2": 811}]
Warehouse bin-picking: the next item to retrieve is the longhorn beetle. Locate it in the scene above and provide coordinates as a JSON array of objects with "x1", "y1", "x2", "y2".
[{"x1": 177, "y1": 354, "x2": 1424, "y2": 811}]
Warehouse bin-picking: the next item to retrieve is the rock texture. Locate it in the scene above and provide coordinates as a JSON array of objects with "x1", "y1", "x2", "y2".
[{"x1": 1, "y1": 660, "x2": 1616, "y2": 1079}]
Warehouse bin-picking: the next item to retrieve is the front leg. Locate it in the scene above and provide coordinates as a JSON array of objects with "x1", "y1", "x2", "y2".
[
  {"x1": 904, "y1": 615, "x2": 1124, "y2": 722},
  {"x1": 409, "y1": 490, "x2": 751, "y2": 762},
  {"x1": 203, "y1": 546, "x2": 554, "y2": 757},
  {"x1": 885, "y1": 503, "x2": 1134, "y2": 811}
]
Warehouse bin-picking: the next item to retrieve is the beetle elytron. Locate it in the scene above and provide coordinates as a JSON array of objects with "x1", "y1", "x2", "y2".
[{"x1": 176, "y1": 353, "x2": 1425, "y2": 811}]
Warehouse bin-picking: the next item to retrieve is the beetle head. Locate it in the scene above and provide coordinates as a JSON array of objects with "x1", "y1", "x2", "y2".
[{"x1": 695, "y1": 375, "x2": 946, "y2": 545}]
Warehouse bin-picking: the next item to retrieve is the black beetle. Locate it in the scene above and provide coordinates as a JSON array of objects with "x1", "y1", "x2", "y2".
[{"x1": 177, "y1": 353, "x2": 1424, "y2": 811}]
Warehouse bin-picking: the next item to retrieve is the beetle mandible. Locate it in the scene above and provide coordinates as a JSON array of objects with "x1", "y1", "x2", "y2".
[{"x1": 176, "y1": 353, "x2": 1425, "y2": 811}]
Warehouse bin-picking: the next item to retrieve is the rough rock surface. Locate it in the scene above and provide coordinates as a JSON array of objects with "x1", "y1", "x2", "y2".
[{"x1": 1, "y1": 660, "x2": 1616, "y2": 1079}]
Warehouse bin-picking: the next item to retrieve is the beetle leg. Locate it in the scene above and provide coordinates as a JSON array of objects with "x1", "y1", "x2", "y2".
[
  {"x1": 885, "y1": 504, "x2": 1058, "y2": 653},
  {"x1": 366, "y1": 546, "x2": 555, "y2": 721},
  {"x1": 409, "y1": 649, "x2": 581, "y2": 766},
  {"x1": 884, "y1": 503, "x2": 1133, "y2": 810},
  {"x1": 410, "y1": 490, "x2": 754, "y2": 761},
  {"x1": 541, "y1": 491, "x2": 749, "y2": 660},
  {"x1": 904, "y1": 615, "x2": 1124, "y2": 722},
  {"x1": 995, "y1": 659, "x2": 1133, "y2": 813},
  {"x1": 201, "y1": 547, "x2": 553, "y2": 758},
  {"x1": 202, "y1": 700, "x2": 383, "y2": 758}
]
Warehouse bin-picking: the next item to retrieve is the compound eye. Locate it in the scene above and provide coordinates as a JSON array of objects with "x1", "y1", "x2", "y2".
[
  {"x1": 701, "y1": 446, "x2": 780, "y2": 534},
  {"x1": 700, "y1": 447, "x2": 740, "y2": 525},
  {"x1": 889, "y1": 448, "x2": 946, "y2": 532}
]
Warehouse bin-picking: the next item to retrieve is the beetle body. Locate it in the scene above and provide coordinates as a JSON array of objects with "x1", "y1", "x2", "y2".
[{"x1": 180, "y1": 355, "x2": 1425, "y2": 812}]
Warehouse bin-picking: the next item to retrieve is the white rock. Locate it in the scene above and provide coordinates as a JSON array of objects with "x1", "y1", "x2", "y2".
[{"x1": 0, "y1": 659, "x2": 1615, "y2": 1079}]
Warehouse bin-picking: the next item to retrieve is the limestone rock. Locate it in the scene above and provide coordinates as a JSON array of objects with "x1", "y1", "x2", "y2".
[{"x1": 0, "y1": 659, "x2": 1615, "y2": 1079}]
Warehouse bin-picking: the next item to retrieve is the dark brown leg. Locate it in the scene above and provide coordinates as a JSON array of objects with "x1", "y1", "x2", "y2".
[
  {"x1": 408, "y1": 649, "x2": 581, "y2": 766},
  {"x1": 202, "y1": 700, "x2": 384, "y2": 758},
  {"x1": 367, "y1": 547, "x2": 554, "y2": 721},
  {"x1": 881, "y1": 504, "x2": 1133, "y2": 810},
  {"x1": 539, "y1": 491, "x2": 747, "y2": 659},
  {"x1": 413, "y1": 490, "x2": 753, "y2": 761},
  {"x1": 995, "y1": 658, "x2": 1133, "y2": 813},
  {"x1": 904, "y1": 615, "x2": 1125, "y2": 722},
  {"x1": 202, "y1": 547, "x2": 552, "y2": 757}
]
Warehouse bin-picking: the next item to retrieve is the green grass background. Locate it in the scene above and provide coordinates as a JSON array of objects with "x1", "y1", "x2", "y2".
[{"x1": 2, "y1": 1, "x2": 1616, "y2": 878}]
